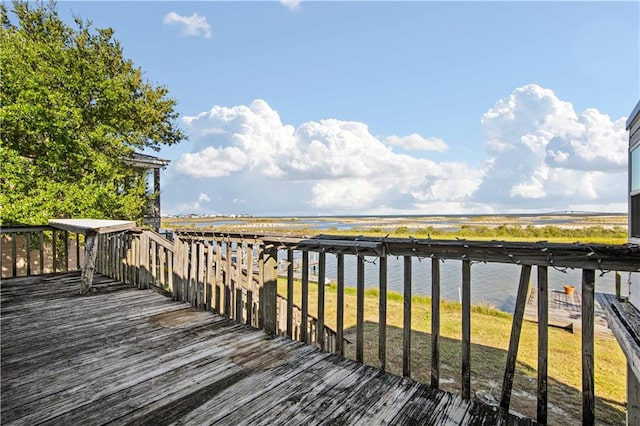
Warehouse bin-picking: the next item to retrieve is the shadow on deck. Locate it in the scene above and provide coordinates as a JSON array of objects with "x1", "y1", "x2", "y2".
[{"x1": 1, "y1": 272, "x2": 534, "y2": 425}]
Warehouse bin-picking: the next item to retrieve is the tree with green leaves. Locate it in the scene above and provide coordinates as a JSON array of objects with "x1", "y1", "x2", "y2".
[{"x1": 0, "y1": 1, "x2": 185, "y2": 224}]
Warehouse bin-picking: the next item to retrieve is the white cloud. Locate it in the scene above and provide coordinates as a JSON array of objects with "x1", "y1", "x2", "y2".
[
  {"x1": 172, "y1": 99, "x2": 479, "y2": 213},
  {"x1": 280, "y1": 0, "x2": 301, "y2": 11},
  {"x1": 475, "y1": 84, "x2": 628, "y2": 210},
  {"x1": 164, "y1": 85, "x2": 628, "y2": 215},
  {"x1": 163, "y1": 12, "x2": 212, "y2": 39},
  {"x1": 385, "y1": 134, "x2": 448, "y2": 152},
  {"x1": 198, "y1": 193, "x2": 210, "y2": 202}
]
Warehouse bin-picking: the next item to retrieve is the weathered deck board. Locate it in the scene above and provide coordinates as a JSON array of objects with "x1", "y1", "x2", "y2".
[
  {"x1": 523, "y1": 287, "x2": 612, "y2": 338},
  {"x1": 1, "y1": 272, "x2": 532, "y2": 425}
]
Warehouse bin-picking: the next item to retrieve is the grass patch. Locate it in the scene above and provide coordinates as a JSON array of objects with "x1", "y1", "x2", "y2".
[{"x1": 278, "y1": 279, "x2": 626, "y2": 425}]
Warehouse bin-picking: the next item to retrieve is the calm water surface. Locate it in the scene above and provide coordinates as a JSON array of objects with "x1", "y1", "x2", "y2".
[{"x1": 281, "y1": 251, "x2": 618, "y2": 313}]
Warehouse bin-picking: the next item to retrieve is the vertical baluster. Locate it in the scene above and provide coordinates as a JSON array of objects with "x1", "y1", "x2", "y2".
[
  {"x1": 167, "y1": 248, "x2": 174, "y2": 295},
  {"x1": 403, "y1": 256, "x2": 412, "y2": 377},
  {"x1": 215, "y1": 240, "x2": 222, "y2": 313},
  {"x1": 140, "y1": 232, "x2": 150, "y2": 289},
  {"x1": 582, "y1": 269, "x2": 595, "y2": 426},
  {"x1": 188, "y1": 240, "x2": 196, "y2": 305},
  {"x1": 11, "y1": 233, "x2": 17, "y2": 277},
  {"x1": 39, "y1": 231, "x2": 44, "y2": 275},
  {"x1": 25, "y1": 232, "x2": 32, "y2": 276},
  {"x1": 262, "y1": 244, "x2": 278, "y2": 334},
  {"x1": 336, "y1": 253, "x2": 345, "y2": 356},
  {"x1": 173, "y1": 238, "x2": 184, "y2": 301},
  {"x1": 537, "y1": 265, "x2": 548, "y2": 425},
  {"x1": 76, "y1": 232, "x2": 81, "y2": 271},
  {"x1": 52, "y1": 230, "x2": 58, "y2": 273},
  {"x1": 225, "y1": 242, "x2": 233, "y2": 318},
  {"x1": 198, "y1": 241, "x2": 205, "y2": 309},
  {"x1": 498, "y1": 264, "x2": 532, "y2": 423},
  {"x1": 317, "y1": 251, "x2": 326, "y2": 351},
  {"x1": 159, "y1": 243, "x2": 166, "y2": 288},
  {"x1": 257, "y1": 243, "x2": 265, "y2": 329},
  {"x1": 62, "y1": 230, "x2": 69, "y2": 272},
  {"x1": 301, "y1": 251, "x2": 310, "y2": 344},
  {"x1": 379, "y1": 255, "x2": 387, "y2": 370},
  {"x1": 431, "y1": 257, "x2": 441, "y2": 388},
  {"x1": 235, "y1": 243, "x2": 244, "y2": 322},
  {"x1": 287, "y1": 249, "x2": 294, "y2": 338},
  {"x1": 246, "y1": 243, "x2": 254, "y2": 326},
  {"x1": 356, "y1": 255, "x2": 365, "y2": 363},
  {"x1": 206, "y1": 243, "x2": 214, "y2": 311},
  {"x1": 151, "y1": 240, "x2": 158, "y2": 287},
  {"x1": 462, "y1": 259, "x2": 471, "y2": 399}
]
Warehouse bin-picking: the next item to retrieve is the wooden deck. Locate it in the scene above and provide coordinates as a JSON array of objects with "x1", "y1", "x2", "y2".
[
  {"x1": 1, "y1": 272, "x2": 534, "y2": 425},
  {"x1": 523, "y1": 287, "x2": 612, "y2": 338}
]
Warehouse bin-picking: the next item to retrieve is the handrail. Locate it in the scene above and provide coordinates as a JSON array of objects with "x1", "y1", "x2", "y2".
[{"x1": 1, "y1": 225, "x2": 82, "y2": 278}]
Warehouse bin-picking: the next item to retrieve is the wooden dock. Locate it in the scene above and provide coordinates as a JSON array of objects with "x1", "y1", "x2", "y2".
[
  {"x1": 1, "y1": 272, "x2": 533, "y2": 425},
  {"x1": 523, "y1": 287, "x2": 612, "y2": 338}
]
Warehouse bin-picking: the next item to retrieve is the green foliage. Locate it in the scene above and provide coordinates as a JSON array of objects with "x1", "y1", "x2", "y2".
[
  {"x1": 0, "y1": 1, "x2": 184, "y2": 224},
  {"x1": 395, "y1": 226, "x2": 410, "y2": 234}
]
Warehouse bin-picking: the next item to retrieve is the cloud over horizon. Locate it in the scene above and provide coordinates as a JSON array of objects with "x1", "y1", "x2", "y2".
[
  {"x1": 163, "y1": 12, "x2": 212, "y2": 38},
  {"x1": 166, "y1": 84, "x2": 628, "y2": 215}
]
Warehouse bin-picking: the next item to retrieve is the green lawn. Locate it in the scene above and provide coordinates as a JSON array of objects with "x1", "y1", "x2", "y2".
[{"x1": 277, "y1": 279, "x2": 627, "y2": 425}]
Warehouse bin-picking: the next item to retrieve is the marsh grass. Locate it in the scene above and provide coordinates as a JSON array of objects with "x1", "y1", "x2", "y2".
[{"x1": 277, "y1": 279, "x2": 626, "y2": 425}]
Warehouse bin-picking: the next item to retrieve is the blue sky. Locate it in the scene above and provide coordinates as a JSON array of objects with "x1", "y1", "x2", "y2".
[{"x1": 54, "y1": 1, "x2": 639, "y2": 215}]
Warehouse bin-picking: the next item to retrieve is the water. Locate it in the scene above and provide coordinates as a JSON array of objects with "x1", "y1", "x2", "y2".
[{"x1": 281, "y1": 251, "x2": 618, "y2": 313}]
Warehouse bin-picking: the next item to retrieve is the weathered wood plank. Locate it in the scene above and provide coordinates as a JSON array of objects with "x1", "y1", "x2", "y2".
[
  {"x1": 1, "y1": 272, "x2": 532, "y2": 426},
  {"x1": 301, "y1": 250, "x2": 309, "y2": 344},
  {"x1": 336, "y1": 253, "x2": 345, "y2": 357},
  {"x1": 317, "y1": 251, "x2": 326, "y2": 350},
  {"x1": 262, "y1": 245, "x2": 278, "y2": 334},
  {"x1": 356, "y1": 254, "x2": 365, "y2": 363},
  {"x1": 379, "y1": 255, "x2": 387, "y2": 370},
  {"x1": 582, "y1": 269, "x2": 595, "y2": 426},
  {"x1": 498, "y1": 264, "x2": 532, "y2": 423},
  {"x1": 287, "y1": 249, "x2": 294, "y2": 338},
  {"x1": 403, "y1": 255, "x2": 412, "y2": 377},
  {"x1": 462, "y1": 259, "x2": 471, "y2": 399},
  {"x1": 431, "y1": 257, "x2": 440, "y2": 388},
  {"x1": 537, "y1": 265, "x2": 548, "y2": 424}
]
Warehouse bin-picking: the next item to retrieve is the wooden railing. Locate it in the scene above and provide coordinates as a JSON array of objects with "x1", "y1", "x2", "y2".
[
  {"x1": 3, "y1": 225, "x2": 639, "y2": 425},
  {"x1": 1, "y1": 225, "x2": 83, "y2": 278},
  {"x1": 94, "y1": 228, "x2": 174, "y2": 292},
  {"x1": 164, "y1": 231, "x2": 638, "y2": 426}
]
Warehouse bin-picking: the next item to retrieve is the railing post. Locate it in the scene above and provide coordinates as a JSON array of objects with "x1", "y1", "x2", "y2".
[
  {"x1": 206, "y1": 243, "x2": 214, "y2": 311},
  {"x1": 582, "y1": 269, "x2": 595, "y2": 426},
  {"x1": 25, "y1": 232, "x2": 31, "y2": 276},
  {"x1": 301, "y1": 251, "x2": 309, "y2": 343},
  {"x1": 498, "y1": 264, "x2": 532, "y2": 423},
  {"x1": 336, "y1": 253, "x2": 345, "y2": 357},
  {"x1": 38, "y1": 231, "x2": 44, "y2": 275},
  {"x1": 431, "y1": 257, "x2": 441, "y2": 388},
  {"x1": 286, "y1": 249, "x2": 294, "y2": 338},
  {"x1": 80, "y1": 231, "x2": 98, "y2": 294},
  {"x1": 462, "y1": 259, "x2": 471, "y2": 399},
  {"x1": 356, "y1": 254, "x2": 365, "y2": 363},
  {"x1": 403, "y1": 256, "x2": 412, "y2": 377},
  {"x1": 379, "y1": 255, "x2": 387, "y2": 370},
  {"x1": 317, "y1": 251, "x2": 326, "y2": 350},
  {"x1": 215, "y1": 240, "x2": 223, "y2": 313},
  {"x1": 537, "y1": 265, "x2": 549, "y2": 424},
  {"x1": 262, "y1": 244, "x2": 278, "y2": 335},
  {"x1": 246, "y1": 243, "x2": 254, "y2": 326},
  {"x1": 139, "y1": 232, "x2": 150, "y2": 289}
]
